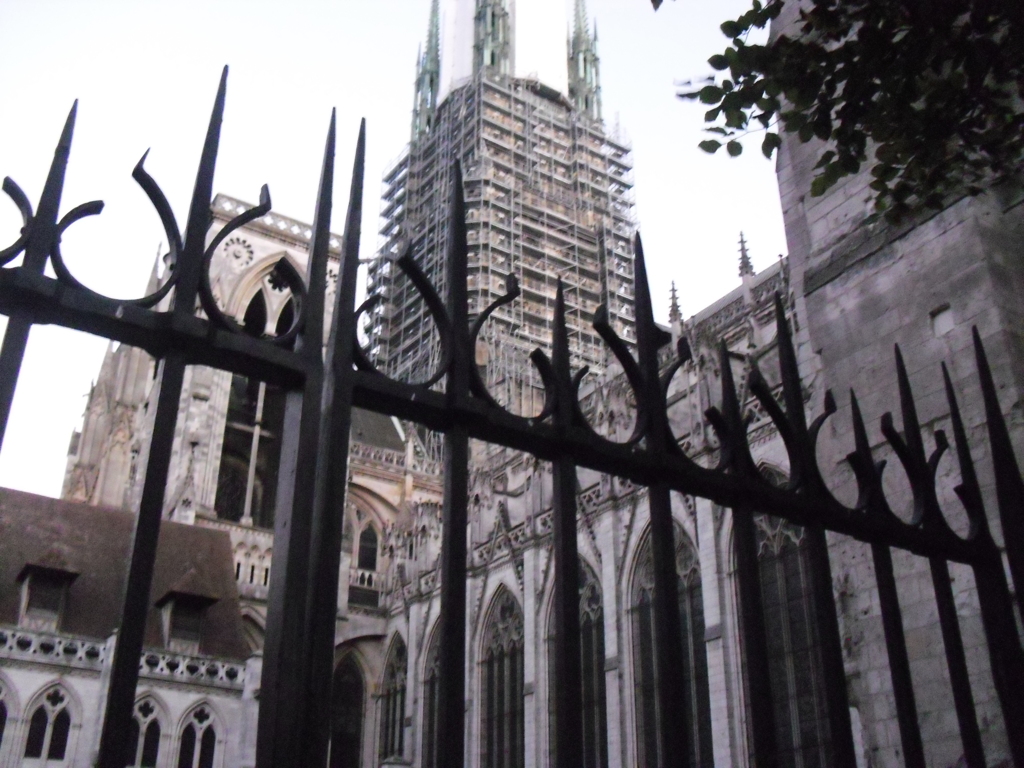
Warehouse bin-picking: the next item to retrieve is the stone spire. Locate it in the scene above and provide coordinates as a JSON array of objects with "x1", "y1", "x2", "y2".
[
  {"x1": 568, "y1": 0, "x2": 601, "y2": 120},
  {"x1": 473, "y1": 0, "x2": 512, "y2": 77},
  {"x1": 738, "y1": 232, "x2": 754, "y2": 278},
  {"x1": 412, "y1": 0, "x2": 441, "y2": 139},
  {"x1": 669, "y1": 281, "x2": 681, "y2": 325}
]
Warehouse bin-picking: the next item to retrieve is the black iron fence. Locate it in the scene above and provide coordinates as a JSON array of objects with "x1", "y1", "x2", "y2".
[{"x1": 1, "y1": 71, "x2": 1023, "y2": 768}]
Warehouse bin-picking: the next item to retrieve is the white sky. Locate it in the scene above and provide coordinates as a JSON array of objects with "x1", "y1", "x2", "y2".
[{"x1": 0, "y1": 0, "x2": 786, "y2": 497}]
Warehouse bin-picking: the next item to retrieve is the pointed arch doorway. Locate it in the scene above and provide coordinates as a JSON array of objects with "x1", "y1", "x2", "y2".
[{"x1": 330, "y1": 654, "x2": 364, "y2": 768}]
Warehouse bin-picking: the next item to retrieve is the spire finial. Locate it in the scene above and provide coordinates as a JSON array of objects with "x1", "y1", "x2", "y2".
[
  {"x1": 738, "y1": 231, "x2": 754, "y2": 277},
  {"x1": 568, "y1": 0, "x2": 601, "y2": 120},
  {"x1": 412, "y1": 0, "x2": 442, "y2": 139},
  {"x1": 574, "y1": 0, "x2": 589, "y2": 41},
  {"x1": 669, "y1": 281, "x2": 681, "y2": 324},
  {"x1": 426, "y1": 0, "x2": 440, "y2": 67}
]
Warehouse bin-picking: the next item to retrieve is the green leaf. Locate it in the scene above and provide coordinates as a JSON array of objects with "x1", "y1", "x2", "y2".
[
  {"x1": 810, "y1": 175, "x2": 832, "y2": 196},
  {"x1": 721, "y1": 20, "x2": 742, "y2": 38},
  {"x1": 813, "y1": 150, "x2": 836, "y2": 170},
  {"x1": 698, "y1": 85, "x2": 724, "y2": 104},
  {"x1": 699, "y1": 140, "x2": 723, "y2": 154},
  {"x1": 709, "y1": 54, "x2": 729, "y2": 71},
  {"x1": 761, "y1": 132, "x2": 782, "y2": 159},
  {"x1": 727, "y1": 140, "x2": 743, "y2": 157}
]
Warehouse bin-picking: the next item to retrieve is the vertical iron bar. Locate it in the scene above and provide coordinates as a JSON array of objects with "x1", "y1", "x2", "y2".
[
  {"x1": 301, "y1": 116, "x2": 366, "y2": 767},
  {"x1": 97, "y1": 355, "x2": 185, "y2": 768},
  {"x1": 942, "y1": 363, "x2": 1024, "y2": 765},
  {"x1": 256, "y1": 116, "x2": 345, "y2": 768},
  {"x1": 930, "y1": 557, "x2": 986, "y2": 767},
  {"x1": 971, "y1": 555, "x2": 1024, "y2": 766},
  {"x1": 0, "y1": 103, "x2": 76, "y2": 447},
  {"x1": 972, "y1": 327, "x2": 1024, "y2": 617},
  {"x1": 257, "y1": 386, "x2": 311, "y2": 768},
  {"x1": 0, "y1": 316, "x2": 33, "y2": 446},
  {"x1": 870, "y1": 543, "x2": 926, "y2": 768},
  {"x1": 97, "y1": 70, "x2": 229, "y2": 767},
  {"x1": 733, "y1": 505, "x2": 778, "y2": 767},
  {"x1": 649, "y1": 482, "x2": 686, "y2": 768},
  {"x1": 849, "y1": 389, "x2": 926, "y2": 768},
  {"x1": 436, "y1": 162, "x2": 471, "y2": 768},
  {"x1": 631, "y1": 235, "x2": 687, "y2": 768},
  {"x1": 550, "y1": 469, "x2": 583, "y2": 768},
  {"x1": 716, "y1": 337, "x2": 778, "y2": 766},
  {"x1": 550, "y1": 282, "x2": 583, "y2": 768},
  {"x1": 805, "y1": 527, "x2": 856, "y2": 768},
  {"x1": 773, "y1": 296, "x2": 855, "y2": 766}
]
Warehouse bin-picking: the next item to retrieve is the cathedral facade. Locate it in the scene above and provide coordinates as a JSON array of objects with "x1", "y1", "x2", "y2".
[{"x1": 0, "y1": 0, "x2": 1021, "y2": 767}]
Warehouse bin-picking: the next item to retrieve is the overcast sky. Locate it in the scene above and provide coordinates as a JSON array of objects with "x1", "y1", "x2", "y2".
[{"x1": 0, "y1": 0, "x2": 786, "y2": 497}]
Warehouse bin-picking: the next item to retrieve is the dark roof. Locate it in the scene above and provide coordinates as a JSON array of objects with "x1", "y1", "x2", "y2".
[
  {"x1": 350, "y1": 407, "x2": 405, "y2": 452},
  {"x1": 0, "y1": 488, "x2": 248, "y2": 660}
]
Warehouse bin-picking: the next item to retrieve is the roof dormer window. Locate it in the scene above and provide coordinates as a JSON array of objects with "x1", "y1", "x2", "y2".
[
  {"x1": 17, "y1": 564, "x2": 77, "y2": 633},
  {"x1": 156, "y1": 576, "x2": 217, "y2": 656},
  {"x1": 168, "y1": 599, "x2": 204, "y2": 655}
]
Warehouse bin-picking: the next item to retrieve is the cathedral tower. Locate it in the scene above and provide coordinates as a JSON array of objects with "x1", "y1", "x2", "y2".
[{"x1": 367, "y1": 0, "x2": 636, "y2": 417}]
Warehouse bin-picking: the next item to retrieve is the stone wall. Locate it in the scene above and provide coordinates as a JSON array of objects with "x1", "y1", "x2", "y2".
[{"x1": 773, "y1": 6, "x2": 1024, "y2": 759}]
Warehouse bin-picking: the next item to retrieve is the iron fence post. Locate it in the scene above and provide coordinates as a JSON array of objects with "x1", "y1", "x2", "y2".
[
  {"x1": 0, "y1": 103, "x2": 76, "y2": 444},
  {"x1": 436, "y1": 163, "x2": 471, "y2": 768},
  {"x1": 97, "y1": 70, "x2": 228, "y2": 768},
  {"x1": 300, "y1": 117, "x2": 367, "y2": 766},
  {"x1": 550, "y1": 282, "x2": 584, "y2": 768},
  {"x1": 732, "y1": 505, "x2": 778, "y2": 767}
]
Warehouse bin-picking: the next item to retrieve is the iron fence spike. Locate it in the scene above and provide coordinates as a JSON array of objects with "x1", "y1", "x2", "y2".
[
  {"x1": 25, "y1": 100, "x2": 78, "y2": 273},
  {"x1": 300, "y1": 108, "x2": 340, "y2": 354},
  {"x1": 940, "y1": 362, "x2": 985, "y2": 539},
  {"x1": 177, "y1": 67, "x2": 228, "y2": 313},
  {"x1": 972, "y1": 327, "x2": 1024, "y2": 611}
]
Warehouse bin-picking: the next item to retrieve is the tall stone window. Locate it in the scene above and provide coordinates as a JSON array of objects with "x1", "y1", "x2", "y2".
[
  {"x1": 631, "y1": 525, "x2": 713, "y2": 768},
  {"x1": 331, "y1": 654, "x2": 364, "y2": 768},
  {"x1": 548, "y1": 562, "x2": 608, "y2": 768},
  {"x1": 378, "y1": 635, "x2": 407, "y2": 762},
  {"x1": 213, "y1": 292, "x2": 289, "y2": 528},
  {"x1": 176, "y1": 706, "x2": 216, "y2": 768},
  {"x1": 754, "y1": 514, "x2": 830, "y2": 768},
  {"x1": 358, "y1": 526, "x2": 379, "y2": 571},
  {"x1": 421, "y1": 629, "x2": 440, "y2": 768},
  {"x1": 23, "y1": 686, "x2": 72, "y2": 766},
  {"x1": 126, "y1": 698, "x2": 161, "y2": 768},
  {"x1": 349, "y1": 522, "x2": 382, "y2": 608},
  {"x1": 480, "y1": 586, "x2": 524, "y2": 768}
]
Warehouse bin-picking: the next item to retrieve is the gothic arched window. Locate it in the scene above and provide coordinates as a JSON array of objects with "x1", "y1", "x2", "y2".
[
  {"x1": 176, "y1": 706, "x2": 216, "y2": 768},
  {"x1": 378, "y1": 635, "x2": 407, "y2": 761},
  {"x1": 754, "y1": 514, "x2": 830, "y2": 768},
  {"x1": 548, "y1": 562, "x2": 608, "y2": 768},
  {"x1": 421, "y1": 629, "x2": 440, "y2": 768},
  {"x1": 126, "y1": 698, "x2": 161, "y2": 767},
  {"x1": 481, "y1": 587, "x2": 524, "y2": 768},
  {"x1": 331, "y1": 654, "x2": 364, "y2": 768},
  {"x1": 214, "y1": 290, "x2": 287, "y2": 529},
  {"x1": 631, "y1": 526, "x2": 713, "y2": 768},
  {"x1": 23, "y1": 687, "x2": 72, "y2": 764},
  {"x1": 358, "y1": 526, "x2": 379, "y2": 572}
]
